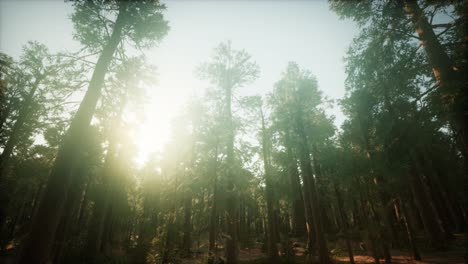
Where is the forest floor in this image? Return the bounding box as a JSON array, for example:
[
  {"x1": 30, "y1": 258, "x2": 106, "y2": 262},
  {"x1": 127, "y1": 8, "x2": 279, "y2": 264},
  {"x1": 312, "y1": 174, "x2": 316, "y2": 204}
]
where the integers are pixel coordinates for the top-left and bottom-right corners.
[
  {"x1": 0, "y1": 235, "x2": 465, "y2": 263},
  {"x1": 183, "y1": 233, "x2": 467, "y2": 264},
  {"x1": 332, "y1": 233, "x2": 466, "y2": 264}
]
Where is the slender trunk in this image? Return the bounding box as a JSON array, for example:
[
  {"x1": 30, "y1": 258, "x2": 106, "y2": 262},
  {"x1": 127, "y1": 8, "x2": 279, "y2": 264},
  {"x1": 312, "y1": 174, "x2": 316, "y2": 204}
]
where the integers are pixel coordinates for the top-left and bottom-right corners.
[
  {"x1": 398, "y1": 198, "x2": 421, "y2": 261},
  {"x1": 260, "y1": 107, "x2": 279, "y2": 263},
  {"x1": 432, "y1": 161, "x2": 464, "y2": 232},
  {"x1": 182, "y1": 195, "x2": 192, "y2": 256},
  {"x1": 208, "y1": 153, "x2": 218, "y2": 255},
  {"x1": 86, "y1": 114, "x2": 123, "y2": 257},
  {"x1": 225, "y1": 85, "x2": 239, "y2": 264},
  {"x1": 0, "y1": 76, "x2": 41, "y2": 173},
  {"x1": 357, "y1": 114, "x2": 392, "y2": 263},
  {"x1": 52, "y1": 166, "x2": 86, "y2": 263},
  {"x1": 354, "y1": 173, "x2": 380, "y2": 264},
  {"x1": 334, "y1": 182, "x2": 355, "y2": 264},
  {"x1": 0, "y1": 77, "x2": 42, "y2": 228},
  {"x1": 238, "y1": 198, "x2": 247, "y2": 245},
  {"x1": 409, "y1": 154, "x2": 446, "y2": 248},
  {"x1": 289, "y1": 128, "x2": 315, "y2": 251},
  {"x1": 299, "y1": 161, "x2": 316, "y2": 253},
  {"x1": 76, "y1": 178, "x2": 90, "y2": 234},
  {"x1": 162, "y1": 171, "x2": 178, "y2": 264},
  {"x1": 295, "y1": 113, "x2": 330, "y2": 264},
  {"x1": 17, "y1": 4, "x2": 126, "y2": 262},
  {"x1": 284, "y1": 132, "x2": 307, "y2": 238},
  {"x1": 311, "y1": 144, "x2": 334, "y2": 234},
  {"x1": 418, "y1": 149, "x2": 457, "y2": 235},
  {"x1": 408, "y1": 193, "x2": 424, "y2": 232},
  {"x1": 404, "y1": 0, "x2": 468, "y2": 160},
  {"x1": 4, "y1": 196, "x2": 26, "y2": 243}
]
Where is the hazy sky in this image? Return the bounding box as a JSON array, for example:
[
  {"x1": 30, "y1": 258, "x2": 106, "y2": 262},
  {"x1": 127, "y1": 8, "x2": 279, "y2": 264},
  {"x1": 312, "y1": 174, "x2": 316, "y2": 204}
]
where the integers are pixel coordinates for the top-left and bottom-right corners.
[{"x1": 0, "y1": 0, "x2": 358, "y2": 164}]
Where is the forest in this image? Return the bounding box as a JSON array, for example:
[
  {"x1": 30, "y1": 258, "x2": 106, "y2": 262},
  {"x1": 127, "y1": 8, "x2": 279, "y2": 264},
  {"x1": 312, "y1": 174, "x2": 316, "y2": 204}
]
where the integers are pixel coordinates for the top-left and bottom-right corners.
[{"x1": 0, "y1": 0, "x2": 466, "y2": 263}]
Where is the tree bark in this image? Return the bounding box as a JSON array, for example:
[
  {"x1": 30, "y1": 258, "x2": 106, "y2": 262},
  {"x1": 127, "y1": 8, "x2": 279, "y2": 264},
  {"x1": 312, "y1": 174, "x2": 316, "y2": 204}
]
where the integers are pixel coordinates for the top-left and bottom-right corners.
[
  {"x1": 295, "y1": 112, "x2": 330, "y2": 264},
  {"x1": 260, "y1": 107, "x2": 279, "y2": 263},
  {"x1": 409, "y1": 154, "x2": 447, "y2": 248},
  {"x1": 17, "y1": 4, "x2": 127, "y2": 263},
  {"x1": 0, "y1": 76, "x2": 42, "y2": 175},
  {"x1": 52, "y1": 165, "x2": 87, "y2": 263},
  {"x1": 404, "y1": 0, "x2": 468, "y2": 160},
  {"x1": 182, "y1": 195, "x2": 193, "y2": 256},
  {"x1": 225, "y1": 84, "x2": 239, "y2": 264},
  {"x1": 208, "y1": 154, "x2": 218, "y2": 255},
  {"x1": 398, "y1": 198, "x2": 421, "y2": 261},
  {"x1": 284, "y1": 132, "x2": 307, "y2": 238},
  {"x1": 357, "y1": 114, "x2": 392, "y2": 263},
  {"x1": 334, "y1": 182, "x2": 355, "y2": 264},
  {"x1": 0, "y1": 76, "x2": 42, "y2": 228}
]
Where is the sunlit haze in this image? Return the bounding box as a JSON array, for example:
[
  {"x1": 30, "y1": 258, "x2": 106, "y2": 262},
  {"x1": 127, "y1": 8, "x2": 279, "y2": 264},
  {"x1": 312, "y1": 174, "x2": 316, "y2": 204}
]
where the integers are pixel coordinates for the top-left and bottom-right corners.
[
  {"x1": 1, "y1": 1, "x2": 357, "y2": 165},
  {"x1": 1, "y1": 1, "x2": 464, "y2": 263}
]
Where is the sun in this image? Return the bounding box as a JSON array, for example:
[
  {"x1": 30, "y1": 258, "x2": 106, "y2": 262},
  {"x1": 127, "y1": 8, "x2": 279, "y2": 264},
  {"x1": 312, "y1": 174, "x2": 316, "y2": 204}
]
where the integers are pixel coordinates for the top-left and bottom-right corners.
[{"x1": 131, "y1": 69, "x2": 202, "y2": 166}]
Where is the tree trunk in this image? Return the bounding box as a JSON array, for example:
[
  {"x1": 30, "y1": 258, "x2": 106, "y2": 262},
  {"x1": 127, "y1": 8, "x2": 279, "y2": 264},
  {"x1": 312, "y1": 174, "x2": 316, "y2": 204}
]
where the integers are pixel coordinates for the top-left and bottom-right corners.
[
  {"x1": 52, "y1": 166, "x2": 87, "y2": 263},
  {"x1": 357, "y1": 114, "x2": 392, "y2": 263},
  {"x1": 354, "y1": 173, "x2": 380, "y2": 264},
  {"x1": 260, "y1": 107, "x2": 279, "y2": 263},
  {"x1": 418, "y1": 149, "x2": 457, "y2": 235},
  {"x1": 75, "y1": 178, "x2": 90, "y2": 235},
  {"x1": 225, "y1": 85, "x2": 239, "y2": 264},
  {"x1": 404, "y1": 0, "x2": 468, "y2": 160},
  {"x1": 182, "y1": 195, "x2": 192, "y2": 256},
  {"x1": 0, "y1": 76, "x2": 42, "y2": 175},
  {"x1": 334, "y1": 182, "x2": 355, "y2": 264},
  {"x1": 284, "y1": 132, "x2": 307, "y2": 238},
  {"x1": 299, "y1": 159, "x2": 316, "y2": 253},
  {"x1": 208, "y1": 157, "x2": 218, "y2": 255},
  {"x1": 0, "y1": 77, "x2": 42, "y2": 228},
  {"x1": 409, "y1": 155, "x2": 447, "y2": 248},
  {"x1": 295, "y1": 113, "x2": 330, "y2": 264},
  {"x1": 17, "y1": 5, "x2": 127, "y2": 263},
  {"x1": 398, "y1": 198, "x2": 421, "y2": 261},
  {"x1": 86, "y1": 110, "x2": 124, "y2": 258}
]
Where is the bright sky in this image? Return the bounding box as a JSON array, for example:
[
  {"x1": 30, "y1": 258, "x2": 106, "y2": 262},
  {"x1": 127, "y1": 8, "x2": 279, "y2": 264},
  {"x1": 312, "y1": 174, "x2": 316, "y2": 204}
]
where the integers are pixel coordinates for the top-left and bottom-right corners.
[{"x1": 0, "y1": 0, "x2": 358, "y2": 165}]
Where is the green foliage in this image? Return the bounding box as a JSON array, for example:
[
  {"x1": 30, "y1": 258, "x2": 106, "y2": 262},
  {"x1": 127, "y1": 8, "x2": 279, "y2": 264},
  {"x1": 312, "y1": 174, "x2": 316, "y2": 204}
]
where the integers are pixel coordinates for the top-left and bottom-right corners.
[
  {"x1": 1, "y1": 2, "x2": 465, "y2": 263},
  {"x1": 71, "y1": 0, "x2": 169, "y2": 51},
  {"x1": 196, "y1": 41, "x2": 260, "y2": 89}
]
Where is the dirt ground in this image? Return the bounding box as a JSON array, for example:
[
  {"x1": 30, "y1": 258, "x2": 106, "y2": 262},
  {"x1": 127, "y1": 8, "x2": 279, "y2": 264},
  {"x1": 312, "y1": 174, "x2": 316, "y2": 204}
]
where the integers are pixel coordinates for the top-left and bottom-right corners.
[{"x1": 183, "y1": 234, "x2": 467, "y2": 264}]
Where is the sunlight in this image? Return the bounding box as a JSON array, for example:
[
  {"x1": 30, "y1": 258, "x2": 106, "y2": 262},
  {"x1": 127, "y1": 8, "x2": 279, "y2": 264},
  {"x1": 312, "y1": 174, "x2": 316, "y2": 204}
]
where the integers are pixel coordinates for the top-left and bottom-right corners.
[
  {"x1": 133, "y1": 68, "x2": 199, "y2": 166},
  {"x1": 1, "y1": 1, "x2": 464, "y2": 263}
]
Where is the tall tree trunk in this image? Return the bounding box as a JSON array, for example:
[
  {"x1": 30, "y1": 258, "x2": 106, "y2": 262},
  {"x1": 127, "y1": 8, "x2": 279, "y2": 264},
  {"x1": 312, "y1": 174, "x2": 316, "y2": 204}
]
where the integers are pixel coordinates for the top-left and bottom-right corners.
[
  {"x1": 208, "y1": 149, "x2": 219, "y2": 256},
  {"x1": 352, "y1": 172, "x2": 380, "y2": 264},
  {"x1": 284, "y1": 132, "x2": 307, "y2": 238},
  {"x1": 311, "y1": 144, "x2": 335, "y2": 235},
  {"x1": 300, "y1": 160, "x2": 316, "y2": 253},
  {"x1": 418, "y1": 149, "x2": 457, "y2": 235},
  {"x1": 409, "y1": 154, "x2": 447, "y2": 248},
  {"x1": 0, "y1": 77, "x2": 42, "y2": 228},
  {"x1": 289, "y1": 129, "x2": 315, "y2": 252},
  {"x1": 162, "y1": 172, "x2": 178, "y2": 264},
  {"x1": 75, "y1": 178, "x2": 90, "y2": 235},
  {"x1": 86, "y1": 94, "x2": 128, "y2": 258},
  {"x1": 0, "y1": 76, "x2": 42, "y2": 175},
  {"x1": 52, "y1": 166, "x2": 87, "y2": 263},
  {"x1": 17, "y1": 5, "x2": 127, "y2": 263},
  {"x1": 404, "y1": 0, "x2": 468, "y2": 160},
  {"x1": 260, "y1": 107, "x2": 279, "y2": 263},
  {"x1": 295, "y1": 113, "x2": 330, "y2": 264},
  {"x1": 182, "y1": 195, "x2": 192, "y2": 256},
  {"x1": 398, "y1": 198, "x2": 421, "y2": 261},
  {"x1": 225, "y1": 85, "x2": 239, "y2": 264},
  {"x1": 357, "y1": 114, "x2": 392, "y2": 263},
  {"x1": 334, "y1": 182, "x2": 355, "y2": 264}
]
